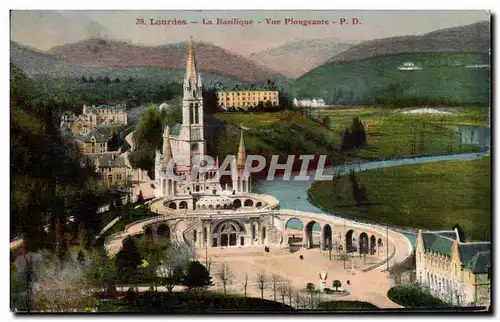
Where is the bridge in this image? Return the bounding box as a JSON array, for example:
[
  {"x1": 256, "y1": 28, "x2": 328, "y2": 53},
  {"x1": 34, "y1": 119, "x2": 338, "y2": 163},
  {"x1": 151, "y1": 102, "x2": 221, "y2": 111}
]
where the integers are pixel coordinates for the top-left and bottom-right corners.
[{"x1": 103, "y1": 207, "x2": 413, "y2": 272}]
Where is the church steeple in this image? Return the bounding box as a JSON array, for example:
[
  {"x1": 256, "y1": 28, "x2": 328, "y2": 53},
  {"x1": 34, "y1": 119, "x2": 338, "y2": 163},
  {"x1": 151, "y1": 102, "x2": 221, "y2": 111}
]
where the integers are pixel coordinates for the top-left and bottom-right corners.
[
  {"x1": 236, "y1": 128, "x2": 246, "y2": 171},
  {"x1": 185, "y1": 36, "x2": 198, "y2": 89}
]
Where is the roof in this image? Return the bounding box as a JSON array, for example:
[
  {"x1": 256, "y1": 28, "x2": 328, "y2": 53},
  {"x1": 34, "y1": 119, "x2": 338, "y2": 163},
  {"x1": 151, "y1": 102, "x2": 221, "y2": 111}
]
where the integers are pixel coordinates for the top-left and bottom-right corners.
[
  {"x1": 87, "y1": 152, "x2": 128, "y2": 168},
  {"x1": 421, "y1": 231, "x2": 456, "y2": 257},
  {"x1": 294, "y1": 96, "x2": 325, "y2": 101},
  {"x1": 468, "y1": 251, "x2": 491, "y2": 274},
  {"x1": 74, "y1": 127, "x2": 110, "y2": 142},
  {"x1": 87, "y1": 104, "x2": 126, "y2": 111},
  {"x1": 458, "y1": 242, "x2": 491, "y2": 272},
  {"x1": 420, "y1": 229, "x2": 491, "y2": 272}
]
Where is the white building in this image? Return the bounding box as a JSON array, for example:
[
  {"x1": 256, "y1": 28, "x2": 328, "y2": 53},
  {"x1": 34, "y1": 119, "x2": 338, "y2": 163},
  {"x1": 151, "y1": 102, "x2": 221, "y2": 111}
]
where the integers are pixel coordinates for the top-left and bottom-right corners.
[
  {"x1": 154, "y1": 37, "x2": 250, "y2": 199},
  {"x1": 415, "y1": 229, "x2": 491, "y2": 307},
  {"x1": 293, "y1": 96, "x2": 326, "y2": 108}
]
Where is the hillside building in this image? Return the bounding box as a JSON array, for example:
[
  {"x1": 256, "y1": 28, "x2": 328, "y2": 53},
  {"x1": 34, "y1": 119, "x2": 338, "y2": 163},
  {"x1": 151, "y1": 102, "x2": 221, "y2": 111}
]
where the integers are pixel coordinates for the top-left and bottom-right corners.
[
  {"x1": 74, "y1": 128, "x2": 110, "y2": 155},
  {"x1": 217, "y1": 90, "x2": 279, "y2": 110},
  {"x1": 87, "y1": 152, "x2": 131, "y2": 188},
  {"x1": 81, "y1": 104, "x2": 128, "y2": 126},
  {"x1": 415, "y1": 229, "x2": 491, "y2": 307},
  {"x1": 293, "y1": 96, "x2": 326, "y2": 108}
]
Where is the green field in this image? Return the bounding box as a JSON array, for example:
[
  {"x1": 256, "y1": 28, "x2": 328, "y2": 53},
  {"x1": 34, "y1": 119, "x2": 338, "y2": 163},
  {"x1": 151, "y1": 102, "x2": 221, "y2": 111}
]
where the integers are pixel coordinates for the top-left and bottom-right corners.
[
  {"x1": 308, "y1": 156, "x2": 491, "y2": 241},
  {"x1": 291, "y1": 52, "x2": 490, "y2": 106},
  {"x1": 316, "y1": 106, "x2": 488, "y2": 159},
  {"x1": 214, "y1": 111, "x2": 341, "y2": 161}
]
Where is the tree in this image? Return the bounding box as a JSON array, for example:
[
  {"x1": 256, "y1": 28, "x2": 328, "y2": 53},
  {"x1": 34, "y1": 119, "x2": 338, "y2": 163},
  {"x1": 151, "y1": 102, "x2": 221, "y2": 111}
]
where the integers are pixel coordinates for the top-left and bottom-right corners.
[
  {"x1": 278, "y1": 280, "x2": 290, "y2": 304},
  {"x1": 183, "y1": 260, "x2": 212, "y2": 294},
  {"x1": 241, "y1": 272, "x2": 249, "y2": 298},
  {"x1": 339, "y1": 252, "x2": 350, "y2": 269},
  {"x1": 306, "y1": 283, "x2": 316, "y2": 309},
  {"x1": 157, "y1": 241, "x2": 192, "y2": 292},
  {"x1": 256, "y1": 272, "x2": 267, "y2": 299},
  {"x1": 216, "y1": 262, "x2": 233, "y2": 296},
  {"x1": 115, "y1": 238, "x2": 142, "y2": 285},
  {"x1": 107, "y1": 132, "x2": 120, "y2": 151},
  {"x1": 332, "y1": 280, "x2": 342, "y2": 292},
  {"x1": 270, "y1": 274, "x2": 281, "y2": 302}
]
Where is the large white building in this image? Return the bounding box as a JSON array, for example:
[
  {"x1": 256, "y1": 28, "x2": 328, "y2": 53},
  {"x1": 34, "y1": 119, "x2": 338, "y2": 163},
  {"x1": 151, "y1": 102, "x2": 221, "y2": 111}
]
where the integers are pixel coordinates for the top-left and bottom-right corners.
[
  {"x1": 415, "y1": 229, "x2": 491, "y2": 307},
  {"x1": 154, "y1": 38, "x2": 250, "y2": 199}
]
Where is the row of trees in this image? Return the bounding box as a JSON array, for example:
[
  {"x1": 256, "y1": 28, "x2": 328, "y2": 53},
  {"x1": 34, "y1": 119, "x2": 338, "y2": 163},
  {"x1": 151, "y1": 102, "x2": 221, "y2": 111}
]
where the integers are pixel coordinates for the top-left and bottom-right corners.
[{"x1": 11, "y1": 64, "x2": 114, "y2": 254}]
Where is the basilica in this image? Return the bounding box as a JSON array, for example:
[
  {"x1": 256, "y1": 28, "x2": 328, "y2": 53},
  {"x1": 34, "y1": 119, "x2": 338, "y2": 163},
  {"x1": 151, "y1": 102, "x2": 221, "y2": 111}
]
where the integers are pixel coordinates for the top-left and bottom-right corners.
[{"x1": 150, "y1": 38, "x2": 280, "y2": 248}]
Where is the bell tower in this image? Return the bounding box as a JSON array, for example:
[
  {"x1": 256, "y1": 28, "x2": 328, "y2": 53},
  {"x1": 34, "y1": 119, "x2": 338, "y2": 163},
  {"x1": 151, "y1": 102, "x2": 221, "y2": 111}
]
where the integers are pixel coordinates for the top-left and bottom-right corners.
[{"x1": 178, "y1": 37, "x2": 205, "y2": 167}]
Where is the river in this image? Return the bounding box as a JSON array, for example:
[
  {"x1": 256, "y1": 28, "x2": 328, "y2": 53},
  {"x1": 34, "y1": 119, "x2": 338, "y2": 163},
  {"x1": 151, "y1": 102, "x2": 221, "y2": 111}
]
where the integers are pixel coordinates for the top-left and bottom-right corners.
[{"x1": 254, "y1": 150, "x2": 489, "y2": 243}]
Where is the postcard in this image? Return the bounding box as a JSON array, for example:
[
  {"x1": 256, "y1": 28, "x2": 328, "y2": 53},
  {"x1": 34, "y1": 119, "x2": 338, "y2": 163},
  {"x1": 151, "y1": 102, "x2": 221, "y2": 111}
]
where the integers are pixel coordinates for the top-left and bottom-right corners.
[{"x1": 9, "y1": 9, "x2": 491, "y2": 313}]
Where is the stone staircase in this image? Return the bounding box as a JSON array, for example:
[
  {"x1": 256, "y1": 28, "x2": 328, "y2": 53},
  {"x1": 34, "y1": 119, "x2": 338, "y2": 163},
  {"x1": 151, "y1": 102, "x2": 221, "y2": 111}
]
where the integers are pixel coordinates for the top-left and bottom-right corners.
[{"x1": 182, "y1": 217, "x2": 201, "y2": 246}]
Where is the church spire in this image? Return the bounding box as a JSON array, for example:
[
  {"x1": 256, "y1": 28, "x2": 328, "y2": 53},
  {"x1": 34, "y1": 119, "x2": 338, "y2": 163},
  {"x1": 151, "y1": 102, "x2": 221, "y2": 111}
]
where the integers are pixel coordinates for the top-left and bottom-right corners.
[
  {"x1": 162, "y1": 125, "x2": 173, "y2": 166},
  {"x1": 236, "y1": 128, "x2": 246, "y2": 171},
  {"x1": 185, "y1": 36, "x2": 197, "y2": 87}
]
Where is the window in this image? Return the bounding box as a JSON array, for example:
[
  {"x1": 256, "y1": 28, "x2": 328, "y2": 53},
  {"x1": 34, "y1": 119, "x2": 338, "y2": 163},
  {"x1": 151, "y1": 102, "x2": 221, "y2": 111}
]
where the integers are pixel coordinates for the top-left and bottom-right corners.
[
  {"x1": 116, "y1": 174, "x2": 123, "y2": 181},
  {"x1": 107, "y1": 174, "x2": 113, "y2": 183}
]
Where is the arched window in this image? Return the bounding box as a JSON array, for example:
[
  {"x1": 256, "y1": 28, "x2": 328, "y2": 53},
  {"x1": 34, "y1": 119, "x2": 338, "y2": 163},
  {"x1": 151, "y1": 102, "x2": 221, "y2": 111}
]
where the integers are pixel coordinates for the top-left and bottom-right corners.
[
  {"x1": 194, "y1": 103, "x2": 199, "y2": 124},
  {"x1": 189, "y1": 103, "x2": 194, "y2": 124}
]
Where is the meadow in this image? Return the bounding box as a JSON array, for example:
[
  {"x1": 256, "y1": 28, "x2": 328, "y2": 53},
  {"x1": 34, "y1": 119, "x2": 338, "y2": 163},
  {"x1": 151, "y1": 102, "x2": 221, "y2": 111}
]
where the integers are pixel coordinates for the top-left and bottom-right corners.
[{"x1": 308, "y1": 156, "x2": 491, "y2": 241}]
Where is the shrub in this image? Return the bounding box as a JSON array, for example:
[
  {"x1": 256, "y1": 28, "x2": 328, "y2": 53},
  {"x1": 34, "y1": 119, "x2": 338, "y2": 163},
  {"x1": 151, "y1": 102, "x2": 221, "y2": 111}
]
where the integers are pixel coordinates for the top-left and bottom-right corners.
[{"x1": 387, "y1": 285, "x2": 448, "y2": 308}]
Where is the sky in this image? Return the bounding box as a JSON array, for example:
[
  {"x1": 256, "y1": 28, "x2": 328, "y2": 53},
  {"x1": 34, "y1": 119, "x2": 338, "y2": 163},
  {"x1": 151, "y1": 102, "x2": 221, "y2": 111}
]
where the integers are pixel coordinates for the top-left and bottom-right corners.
[{"x1": 10, "y1": 10, "x2": 490, "y2": 56}]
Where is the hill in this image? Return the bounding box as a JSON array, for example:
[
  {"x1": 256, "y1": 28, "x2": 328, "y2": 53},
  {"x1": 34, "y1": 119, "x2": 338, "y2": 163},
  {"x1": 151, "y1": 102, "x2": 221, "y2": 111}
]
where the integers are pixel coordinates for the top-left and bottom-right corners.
[
  {"x1": 10, "y1": 41, "x2": 246, "y2": 87},
  {"x1": 329, "y1": 21, "x2": 490, "y2": 63},
  {"x1": 249, "y1": 38, "x2": 354, "y2": 78},
  {"x1": 49, "y1": 38, "x2": 283, "y2": 83},
  {"x1": 291, "y1": 52, "x2": 490, "y2": 106},
  {"x1": 10, "y1": 10, "x2": 108, "y2": 51}
]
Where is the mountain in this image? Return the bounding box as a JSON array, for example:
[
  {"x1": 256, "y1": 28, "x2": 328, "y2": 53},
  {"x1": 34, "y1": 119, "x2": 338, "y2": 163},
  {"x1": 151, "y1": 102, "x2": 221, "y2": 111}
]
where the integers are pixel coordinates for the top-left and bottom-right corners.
[
  {"x1": 291, "y1": 52, "x2": 490, "y2": 106},
  {"x1": 248, "y1": 39, "x2": 355, "y2": 78},
  {"x1": 328, "y1": 21, "x2": 490, "y2": 63},
  {"x1": 10, "y1": 41, "x2": 247, "y2": 87},
  {"x1": 10, "y1": 10, "x2": 108, "y2": 51},
  {"x1": 49, "y1": 39, "x2": 283, "y2": 83}
]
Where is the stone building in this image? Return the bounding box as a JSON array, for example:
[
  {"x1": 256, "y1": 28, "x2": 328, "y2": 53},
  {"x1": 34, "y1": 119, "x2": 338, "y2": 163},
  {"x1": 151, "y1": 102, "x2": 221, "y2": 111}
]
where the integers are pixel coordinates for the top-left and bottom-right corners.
[
  {"x1": 87, "y1": 152, "x2": 131, "y2": 187},
  {"x1": 217, "y1": 90, "x2": 279, "y2": 110},
  {"x1": 415, "y1": 229, "x2": 491, "y2": 306},
  {"x1": 81, "y1": 104, "x2": 128, "y2": 126},
  {"x1": 154, "y1": 37, "x2": 249, "y2": 199},
  {"x1": 74, "y1": 128, "x2": 110, "y2": 155}
]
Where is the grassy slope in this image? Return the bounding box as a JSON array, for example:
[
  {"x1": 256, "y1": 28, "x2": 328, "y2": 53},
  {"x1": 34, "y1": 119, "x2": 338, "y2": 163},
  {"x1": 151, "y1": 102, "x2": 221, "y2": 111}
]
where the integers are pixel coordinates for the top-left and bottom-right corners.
[
  {"x1": 291, "y1": 52, "x2": 490, "y2": 105},
  {"x1": 308, "y1": 156, "x2": 491, "y2": 241},
  {"x1": 318, "y1": 106, "x2": 488, "y2": 159},
  {"x1": 214, "y1": 111, "x2": 341, "y2": 160}
]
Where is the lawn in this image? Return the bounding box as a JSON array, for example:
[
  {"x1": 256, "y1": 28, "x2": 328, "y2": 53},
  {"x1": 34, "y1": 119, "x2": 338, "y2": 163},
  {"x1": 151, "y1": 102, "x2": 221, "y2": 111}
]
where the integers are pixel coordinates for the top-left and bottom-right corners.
[
  {"x1": 317, "y1": 106, "x2": 488, "y2": 159},
  {"x1": 308, "y1": 156, "x2": 491, "y2": 241}
]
